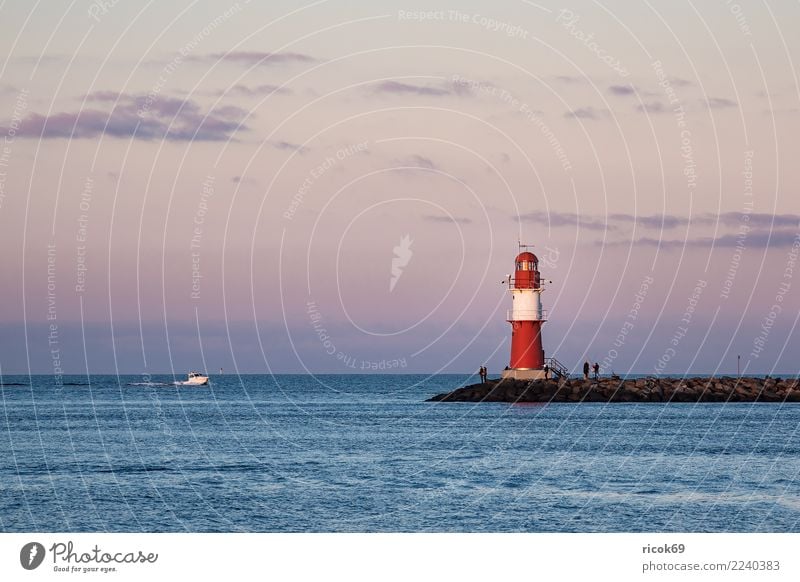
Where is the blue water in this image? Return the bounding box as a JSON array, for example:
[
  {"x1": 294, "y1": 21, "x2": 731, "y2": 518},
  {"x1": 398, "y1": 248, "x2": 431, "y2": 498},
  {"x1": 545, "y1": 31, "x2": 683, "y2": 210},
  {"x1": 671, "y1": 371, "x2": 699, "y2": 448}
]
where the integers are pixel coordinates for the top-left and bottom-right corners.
[{"x1": 2, "y1": 374, "x2": 799, "y2": 532}]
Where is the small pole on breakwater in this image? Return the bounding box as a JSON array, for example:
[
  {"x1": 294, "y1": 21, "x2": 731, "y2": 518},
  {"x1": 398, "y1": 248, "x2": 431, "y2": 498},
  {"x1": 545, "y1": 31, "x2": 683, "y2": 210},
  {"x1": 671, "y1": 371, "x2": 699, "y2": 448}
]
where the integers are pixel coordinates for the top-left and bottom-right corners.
[{"x1": 737, "y1": 355, "x2": 740, "y2": 378}]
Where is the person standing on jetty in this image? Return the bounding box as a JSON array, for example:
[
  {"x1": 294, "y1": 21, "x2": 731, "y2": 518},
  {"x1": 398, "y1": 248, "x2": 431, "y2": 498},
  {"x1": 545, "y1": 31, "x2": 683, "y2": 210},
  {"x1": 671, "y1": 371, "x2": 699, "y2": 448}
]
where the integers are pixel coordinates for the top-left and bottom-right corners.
[
  {"x1": 593, "y1": 362, "x2": 600, "y2": 380},
  {"x1": 478, "y1": 366, "x2": 486, "y2": 383},
  {"x1": 583, "y1": 361, "x2": 590, "y2": 380}
]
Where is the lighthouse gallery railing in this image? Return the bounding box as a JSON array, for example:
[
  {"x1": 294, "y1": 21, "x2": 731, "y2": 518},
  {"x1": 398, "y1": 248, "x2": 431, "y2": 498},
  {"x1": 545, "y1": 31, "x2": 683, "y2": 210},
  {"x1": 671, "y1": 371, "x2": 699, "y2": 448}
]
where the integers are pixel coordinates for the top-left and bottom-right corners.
[{"x1": 506, "y1": 309, "x2": 547, "y2": 321}]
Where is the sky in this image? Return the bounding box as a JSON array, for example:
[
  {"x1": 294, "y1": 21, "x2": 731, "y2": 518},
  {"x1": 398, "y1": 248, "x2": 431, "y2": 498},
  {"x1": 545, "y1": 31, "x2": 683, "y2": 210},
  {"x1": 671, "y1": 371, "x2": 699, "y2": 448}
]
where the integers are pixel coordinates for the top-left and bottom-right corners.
[{"x1": 0, "y1": 0, "x2": 798, "y2": 376}]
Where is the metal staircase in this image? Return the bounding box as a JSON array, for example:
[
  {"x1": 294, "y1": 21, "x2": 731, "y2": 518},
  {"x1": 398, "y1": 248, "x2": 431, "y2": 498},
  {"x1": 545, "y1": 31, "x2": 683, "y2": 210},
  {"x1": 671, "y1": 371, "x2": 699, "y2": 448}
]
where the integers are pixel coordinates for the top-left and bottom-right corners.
[{"x1": 545, "y1": 357, "x2": 569, "y2": 379}]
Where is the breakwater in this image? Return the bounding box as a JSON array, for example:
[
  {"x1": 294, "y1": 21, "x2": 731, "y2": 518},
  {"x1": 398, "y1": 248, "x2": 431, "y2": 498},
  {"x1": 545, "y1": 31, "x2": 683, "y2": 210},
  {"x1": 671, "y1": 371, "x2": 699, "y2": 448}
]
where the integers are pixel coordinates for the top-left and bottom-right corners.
[{"x1": 427, "y1": 376, "x2": 800, "y2": 403}]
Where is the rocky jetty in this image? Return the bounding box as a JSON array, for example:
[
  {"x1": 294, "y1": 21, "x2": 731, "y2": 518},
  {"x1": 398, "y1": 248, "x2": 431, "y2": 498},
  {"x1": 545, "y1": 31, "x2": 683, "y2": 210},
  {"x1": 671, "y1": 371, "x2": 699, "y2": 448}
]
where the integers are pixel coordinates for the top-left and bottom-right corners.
[{"x1": 427, "y1": 376, "x2": 800, "y2": 403}]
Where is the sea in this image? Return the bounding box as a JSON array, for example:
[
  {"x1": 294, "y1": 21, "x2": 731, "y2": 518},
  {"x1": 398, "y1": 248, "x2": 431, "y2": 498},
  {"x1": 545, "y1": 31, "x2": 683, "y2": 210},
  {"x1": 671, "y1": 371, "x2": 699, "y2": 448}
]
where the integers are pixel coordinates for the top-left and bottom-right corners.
[{"x1": 2, "y1": 374, "x2": 799, "y2": 532}]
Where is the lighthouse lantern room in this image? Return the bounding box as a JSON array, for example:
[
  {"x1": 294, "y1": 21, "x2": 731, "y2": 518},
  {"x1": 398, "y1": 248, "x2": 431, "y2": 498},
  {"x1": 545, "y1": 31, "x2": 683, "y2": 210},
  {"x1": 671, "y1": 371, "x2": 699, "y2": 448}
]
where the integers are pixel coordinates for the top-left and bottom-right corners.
[{"x1": 502, "y1": 247, "x2": 548, "y2": 380}]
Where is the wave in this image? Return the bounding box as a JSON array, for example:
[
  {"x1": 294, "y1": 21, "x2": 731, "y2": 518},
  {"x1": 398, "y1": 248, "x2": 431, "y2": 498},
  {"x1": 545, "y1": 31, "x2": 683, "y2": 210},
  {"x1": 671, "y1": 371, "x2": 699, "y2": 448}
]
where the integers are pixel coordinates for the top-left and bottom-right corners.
[{"x1": 11, "y1": 462, "x2": 272, "y2": 476}]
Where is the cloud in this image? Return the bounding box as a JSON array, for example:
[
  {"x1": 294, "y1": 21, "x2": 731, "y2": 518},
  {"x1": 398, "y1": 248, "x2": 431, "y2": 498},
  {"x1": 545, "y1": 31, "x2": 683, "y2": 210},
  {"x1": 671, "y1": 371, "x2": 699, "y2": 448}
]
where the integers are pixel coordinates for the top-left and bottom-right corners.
[
  {"x1": 272, "y1": 140, "x2": 308, "y2": 153},
  {"x1": 714, "y1": 230, "x2": 799, "y2": 247},
  {"x1": 372, "y1": 80, "x2": 452, "y2": 97},
  {"x1": 608, "y1": 84, "x2": 635, "y2": 96},
  {"x1": 518, "y1": 210, "x2": 611, "y2": 231},
  {"x1": 717, "y1": 212, "x2": 800, "y2": 228},
  {"x1": 706, "y1": 97, "x2": 737, "y2": 109},
  {"x1": 371, "y1": 78, "x2": 481, "y2": 98},
  {"x1": 212, "y1": 83, "x2": 292, "y2": 97},
  {"x1": 423, "y1": 214, "x2": 472, "y2": 224},
  {"x1": 393, "y1": 154, "x2": 439, "y2": 170},
  {"x1": 213, "y1": 104, "x2": 248, "y2": 118},
  {"x1": 765, "y1": 107, "x2": 800, "y2": 115},
  {"x1": 607, "y1": 212, "x2": 799, "y2": 230},
  {"x1": 523, "y1": 211, "x2": 800, "y2": 236},
  {"x1": 609, "y1": 213, "x2": 688, "y2": 229},
  {"x1": 553, "y1": 75, "x2": 585, "y2": 84},
  {"x1": 450, "y1": 79, "x2": 480, "y2": 97},
  {"x1": 636, "y1": 96, "x2": 736, "y2": 114},
  {"x1": 192, "y1": 51, "x2": 316, "y2": 66},
  {"x1": 564, "y1": 107, "x2": 609, "y2": 120},
  {"x1": 624, "y1": 230, "x2": 800, "y2": 249},
  {"x1": 232, "y1": 175, "x2": 261, "y2": 187},
  {"x1": 8, "y1": 93, "x2": 247, "y2": 141},
  {"x1": 596, "y1": 212, "x2": 800, "y2": 249},
  {"x1": 669, "y1": 77, "x2": 693, "y2": 87},
  {"x1": 636, "y1": 101, "x2": 669, "y2": 114}
]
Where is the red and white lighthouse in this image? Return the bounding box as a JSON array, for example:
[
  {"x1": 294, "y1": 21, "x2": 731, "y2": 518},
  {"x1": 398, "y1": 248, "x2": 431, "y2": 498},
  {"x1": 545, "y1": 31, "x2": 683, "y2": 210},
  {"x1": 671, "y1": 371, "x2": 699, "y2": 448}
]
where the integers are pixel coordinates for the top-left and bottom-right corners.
[{"x1": 502, "y1": 248, "x2": 548, "y2": 380}]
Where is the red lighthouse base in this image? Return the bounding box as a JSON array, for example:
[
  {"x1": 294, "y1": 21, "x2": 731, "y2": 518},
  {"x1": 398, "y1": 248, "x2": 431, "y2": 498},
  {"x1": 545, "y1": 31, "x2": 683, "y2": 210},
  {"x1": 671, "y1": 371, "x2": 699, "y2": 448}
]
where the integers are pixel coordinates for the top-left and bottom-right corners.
[{"x1": 502, "y1": 320, "x2": 546, "y2": 380}]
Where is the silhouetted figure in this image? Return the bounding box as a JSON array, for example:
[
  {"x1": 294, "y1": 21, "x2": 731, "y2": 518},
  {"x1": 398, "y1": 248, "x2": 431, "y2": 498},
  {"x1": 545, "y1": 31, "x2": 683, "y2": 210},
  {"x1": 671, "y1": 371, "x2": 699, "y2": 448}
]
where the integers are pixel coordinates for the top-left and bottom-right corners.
[
  {"x1": 583, "y1": 361, "x2": 590, "y2": 380},
  {"x1": 593, "y1": 362, "x2": 600, "y2": 380},
  {"x1": 544, "y1": 364, "x2": 550, "y2": 379},
  {"x1": 478, "y1": 366, "x2": 487, "y2": 384}
]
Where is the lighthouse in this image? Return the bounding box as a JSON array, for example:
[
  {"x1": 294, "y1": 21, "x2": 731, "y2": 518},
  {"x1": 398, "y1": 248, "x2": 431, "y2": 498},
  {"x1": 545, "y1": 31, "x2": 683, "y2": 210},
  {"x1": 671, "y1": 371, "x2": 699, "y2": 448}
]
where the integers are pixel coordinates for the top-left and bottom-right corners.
[{"x1": 502, "y1": 248, "x2": 548, "y2": 380}]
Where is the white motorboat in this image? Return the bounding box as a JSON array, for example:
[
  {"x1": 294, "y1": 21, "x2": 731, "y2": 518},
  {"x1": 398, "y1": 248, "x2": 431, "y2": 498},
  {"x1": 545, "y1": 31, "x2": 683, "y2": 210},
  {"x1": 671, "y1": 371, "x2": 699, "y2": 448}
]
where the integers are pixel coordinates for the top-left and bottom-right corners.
[{"x1": 176, "y1": 371, "x2": 209, "y2": 386}]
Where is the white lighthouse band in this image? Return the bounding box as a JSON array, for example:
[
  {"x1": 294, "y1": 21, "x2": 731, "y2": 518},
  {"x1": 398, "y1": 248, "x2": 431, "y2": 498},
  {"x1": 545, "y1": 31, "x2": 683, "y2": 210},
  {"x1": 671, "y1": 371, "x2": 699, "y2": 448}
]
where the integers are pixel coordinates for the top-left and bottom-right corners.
[{"x1": 508, "y1": 288, "x2": 546, "y2": 321}]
